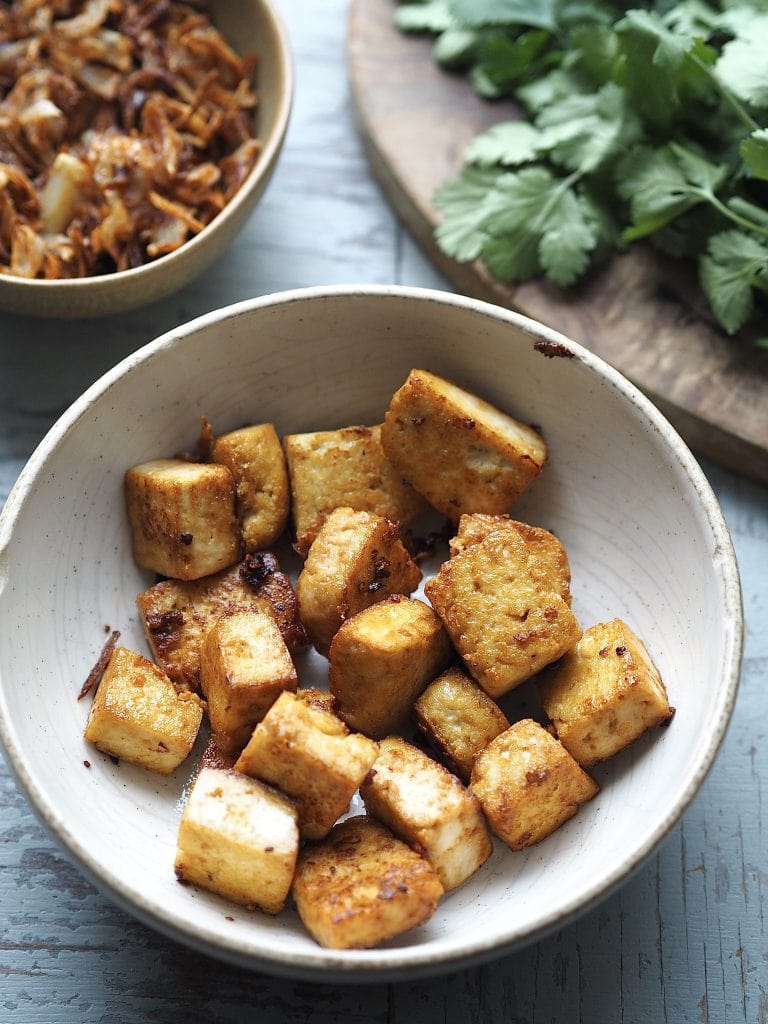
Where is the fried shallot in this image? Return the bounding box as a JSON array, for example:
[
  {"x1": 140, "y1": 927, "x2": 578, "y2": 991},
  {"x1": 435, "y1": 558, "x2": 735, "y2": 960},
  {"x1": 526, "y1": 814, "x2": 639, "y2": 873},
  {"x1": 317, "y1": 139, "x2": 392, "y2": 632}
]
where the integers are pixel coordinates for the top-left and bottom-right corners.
[{"x1": 0, "y1": 1, "x2": 260, "y2": 279}]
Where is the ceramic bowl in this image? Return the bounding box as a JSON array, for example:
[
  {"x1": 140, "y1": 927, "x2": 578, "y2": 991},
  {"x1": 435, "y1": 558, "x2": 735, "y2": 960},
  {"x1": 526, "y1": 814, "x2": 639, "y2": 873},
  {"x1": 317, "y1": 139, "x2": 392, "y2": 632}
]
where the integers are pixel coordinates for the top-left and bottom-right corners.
[
  {"x1": 0, "y1": 0, "x2": 292, "y2": 318},
  {"x1": 0, "y1": 286, "x2": 742, "y2": 980}
]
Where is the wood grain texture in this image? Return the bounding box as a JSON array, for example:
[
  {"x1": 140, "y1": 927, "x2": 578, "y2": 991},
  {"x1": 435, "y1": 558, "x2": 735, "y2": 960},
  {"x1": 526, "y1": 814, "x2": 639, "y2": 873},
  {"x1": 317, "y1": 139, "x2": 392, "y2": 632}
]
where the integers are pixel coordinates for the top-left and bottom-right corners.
[
  {"x1": 347, "y1": 0, "x2": 768, "y2": 485},
  {"x1": 0, "y1": 0, "x2": 766, "y2": 1020}
]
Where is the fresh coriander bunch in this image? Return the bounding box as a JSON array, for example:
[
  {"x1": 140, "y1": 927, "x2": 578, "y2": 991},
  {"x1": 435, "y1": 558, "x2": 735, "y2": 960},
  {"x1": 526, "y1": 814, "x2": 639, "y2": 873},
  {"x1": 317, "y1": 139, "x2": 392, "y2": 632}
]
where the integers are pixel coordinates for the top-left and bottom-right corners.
[{"x1": 396, "y1": 0, "x2": 768, "y2": 338}]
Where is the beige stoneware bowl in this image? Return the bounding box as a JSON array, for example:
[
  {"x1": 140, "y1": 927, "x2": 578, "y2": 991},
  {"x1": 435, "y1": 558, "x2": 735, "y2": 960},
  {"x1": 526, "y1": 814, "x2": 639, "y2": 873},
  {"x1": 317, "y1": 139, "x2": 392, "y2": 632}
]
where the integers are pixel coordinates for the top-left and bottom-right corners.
[
  {"x1": 0, "y1": 286, "x2": 743, "y2": 979},
  {"x1": 0, "y1": 0, "x2": 292, "y2": 318}
]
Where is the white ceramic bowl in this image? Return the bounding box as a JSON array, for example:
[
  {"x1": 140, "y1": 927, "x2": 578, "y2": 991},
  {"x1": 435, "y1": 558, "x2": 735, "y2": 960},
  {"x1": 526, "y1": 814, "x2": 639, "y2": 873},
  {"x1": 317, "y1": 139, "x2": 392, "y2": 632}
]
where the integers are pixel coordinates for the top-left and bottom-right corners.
[
  {"x1": 0, "y1": 286, "x2": 742, "y2": 980},
  {"x1": 0, "y1": 0, "x2": 292, "y2": 318}
]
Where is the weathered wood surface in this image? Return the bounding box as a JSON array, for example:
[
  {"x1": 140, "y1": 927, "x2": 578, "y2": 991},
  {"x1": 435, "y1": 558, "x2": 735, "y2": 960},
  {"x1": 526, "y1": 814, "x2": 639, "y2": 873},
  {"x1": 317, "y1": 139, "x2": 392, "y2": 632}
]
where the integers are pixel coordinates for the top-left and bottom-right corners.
[
  {"x1": 0, "y1": 0, "x2": 766, "y2": 1020},
  {"x1": 347, "y1": 0, "x2": 768, "y2": 486}
]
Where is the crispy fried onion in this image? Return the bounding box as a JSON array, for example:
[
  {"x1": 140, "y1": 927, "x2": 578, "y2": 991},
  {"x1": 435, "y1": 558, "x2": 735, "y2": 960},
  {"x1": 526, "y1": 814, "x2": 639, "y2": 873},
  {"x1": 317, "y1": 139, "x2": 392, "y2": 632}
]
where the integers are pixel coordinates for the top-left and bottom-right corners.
[
  {"x1": 0, "y1": 1, "x2": 260, "y2": 279},
  {"x1": 77, "y1": 628, "x2": 121, "y2": 700}
]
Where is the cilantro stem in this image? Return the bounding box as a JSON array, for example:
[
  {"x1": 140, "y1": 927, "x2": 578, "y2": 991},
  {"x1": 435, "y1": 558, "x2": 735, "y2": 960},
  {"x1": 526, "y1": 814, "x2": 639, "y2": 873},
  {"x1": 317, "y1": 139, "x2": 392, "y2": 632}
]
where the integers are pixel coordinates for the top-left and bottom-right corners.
[
  {"x1": 688, "y1": 52, "x2": 759, "y2": 134},
  {"x1": 697, "y1": 189, "x2": 768, "y2": 238}
]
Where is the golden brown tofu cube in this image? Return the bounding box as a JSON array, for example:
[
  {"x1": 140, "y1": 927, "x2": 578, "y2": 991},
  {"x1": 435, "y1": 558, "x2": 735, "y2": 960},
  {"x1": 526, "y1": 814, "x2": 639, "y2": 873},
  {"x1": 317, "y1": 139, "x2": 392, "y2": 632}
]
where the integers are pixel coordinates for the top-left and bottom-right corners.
[
  {"x1": 137, "y1": 555, "x2": 304, "y2": 692},
  {"x1": 360, "y1": 737, "x2": 492, "y2": 891},
  {"x1": 293, "y1": 816, "x2": 443, "y2": 949},
  {"x1": 381, "y1": 369, "x2": 547, "y2": 520},
  {"x1": 450, "y1": 514, "x2": 572, "y2": 604},
  {"x1": 125, "y1": 459, "x2": 241, "y2": 580},
  {"x1": 296, "y1": 507, "x2": 422, "y2": 656},
  {"x1": 425, "y1": 528, "x2": 581, "y2": 698},
  {"x1": 84, "y1": 647, "x2": 203, "y2": 774},
  {"x1": 238, "y1": 552, "x2": 308, "y2": 653},
  {"x1": 234, "y1": 691, "x2": 378, "y2": 840},
  {"x1": 212, "y1": 423, "x2": 290, "y2": 552},
  {"x1": 294, "y1": 687, "x2": 338, "y2": 714},
  {"x1": 470, "y1": 719, "x2": 598, "y2": 851},
  {"x1": 200, "y1": 609, "x2": 298, "y2": 757},
  {"x1": 329, "y1": 597, "x2": 452, "y2": 739},
  {"x1": 284, "y1": 424, "x2": 428, "y2": 555},
  {"x1": 414, "y1": 667, "x2": 510, "y2": 782},
  {"x1": 538, "y1": 618, "x2": 673, "y2": 766},
  {"x1": 175, "y1": 767, "x2": 299, "y2": 914}
]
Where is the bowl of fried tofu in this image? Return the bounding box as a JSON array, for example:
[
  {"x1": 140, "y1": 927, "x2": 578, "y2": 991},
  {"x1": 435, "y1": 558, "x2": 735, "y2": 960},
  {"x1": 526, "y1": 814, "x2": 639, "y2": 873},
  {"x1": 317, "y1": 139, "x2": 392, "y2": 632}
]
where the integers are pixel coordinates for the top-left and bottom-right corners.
[
  {"x1": 0, "y1": 0, "x2": 292, "y2": 317},
  {"x1": 0, "y1": 285, "x2": 743, "y2": 978}
]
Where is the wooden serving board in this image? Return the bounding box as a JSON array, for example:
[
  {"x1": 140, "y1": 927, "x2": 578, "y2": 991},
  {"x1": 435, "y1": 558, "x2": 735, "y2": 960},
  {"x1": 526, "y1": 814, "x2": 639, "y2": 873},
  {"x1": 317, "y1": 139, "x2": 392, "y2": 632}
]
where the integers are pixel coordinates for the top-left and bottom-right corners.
[{"x1": 348, "y1": 0, "x2": 768, "y2": 485}]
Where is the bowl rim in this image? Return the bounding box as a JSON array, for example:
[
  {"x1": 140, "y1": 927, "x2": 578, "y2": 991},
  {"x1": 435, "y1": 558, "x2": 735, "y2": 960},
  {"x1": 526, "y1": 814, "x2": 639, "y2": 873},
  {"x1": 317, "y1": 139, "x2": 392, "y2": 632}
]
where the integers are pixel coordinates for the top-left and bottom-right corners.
[
  {"x1": 0, "y1": 0, "x2": 294, "y2": 295},
  {"x1": 0, "y1": 284, "x2": 744, "y2": 981}
]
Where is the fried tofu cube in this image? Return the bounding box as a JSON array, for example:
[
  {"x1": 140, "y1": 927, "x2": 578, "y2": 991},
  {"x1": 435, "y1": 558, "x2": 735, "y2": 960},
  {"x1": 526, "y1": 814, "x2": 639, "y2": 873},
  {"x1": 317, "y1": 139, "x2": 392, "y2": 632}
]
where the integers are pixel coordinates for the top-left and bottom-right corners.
[
  {"x1": 212, "y1": 423, "x2": 290, "y2": 551},
  {"x1": 414, "y1": 667, "x2": 510, "y2": 782},
  {"x1": 294, "y1": 687, "x2": 338, "y2": 714},
  {"x1": 293, "y1": 816, "x2": 443, "y2": 949},
  {"x1": 125, "y1": 459, "x2": 241, "y2": 580},
  {"x1": 450, "y1": 514, "x2": 572, "y2": 604},
  {"x1": 296, "y1": 507, "x2": 422, "y2": 656},
  {"x1": 425, "y1": 528, "x2": 581, "y2": 697},
  {"x1": 284, "y1": 424, "x2": 428, "y2": 555},
  {"x1": 329, "y1": 597, "x2": 452, "y2": 738},
  {"x1": 234, "y1": 691, "x2": 378, "y2": 840},
  {"x1": 538, "y1": 618, "x2": 673, "y2": 766},
  {"x1": 174, "y1": 767, "x2": 299, "y2": 914},
  {"x1": 238, "y1": 552, "x2": 308, "y2": 652},
  {"x1": 470, "y1": 719, "x2": 598, "y2": 850},
  {"x1": 381, "y1": 369, "x2": 547, "y2": 520},
  {"x1": 200, "y1": 609, "x2": 298, "y2": 757},
  {"x1": 137, "y1": 555, "x2": 304, "y2": 692},
  {"x1": 360, "y1": 737, "x2": 492, "y2": 891},
  {"x1": 84, "y1": 647, "x2": 203, "y2": 774}
]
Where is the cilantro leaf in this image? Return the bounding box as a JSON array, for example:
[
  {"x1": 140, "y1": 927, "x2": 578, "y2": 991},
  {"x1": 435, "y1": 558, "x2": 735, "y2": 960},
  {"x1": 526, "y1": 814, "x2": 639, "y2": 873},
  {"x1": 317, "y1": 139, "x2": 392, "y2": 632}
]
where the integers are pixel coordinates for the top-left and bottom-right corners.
[
  {"x1": 556, "y1": 0, "x2": 616, "y2": 33},
  {"x1": 434, "y1": 167, "x2": 505, "y2": 260},
  {"x1": 448, "y1": 0, "x2": 556, "y2": 31},
  {"x1": 433, "y1": 28, "x2": 480, "y2": 67},
  {"x1": 482, "y1": 228, "x2": 542, "y2": 280},
  {"x1": 483, "y1": 166, "x2": 563, "y2": 233},
  {"x1": 662, "y1": 0, "x2": 720, "y2": 37},
  {"x1": 464, "y1": 120, "x2": 542, "y2": 165},
  {"x1": 617, "y1": 143, "x2": 728, "y2": 240},
  {"x1": 740, "y1": 129, "x2": 768, "y2": 180},
  {"x1": 516, "y1": 68, "x2": 581, "y2": 112},
  {"x1": 715, "y1": 14, "x2": 768, "y2": 108},
  {"x1": 469, "y1": 29, "x2": 553, "y2": 98},
  {"x1": 669, "y1": 141, "x2": 730, "y2": 193},
  {"x1": 567, "y1": 23, "x2": 619, "y2": 84},
  {"x1": 395, "y1": 2, "x2": 455, "y2": 33},
  {"x1": 700, "y1": 230, "x2": 768, "y2": 334},
  {"x1": 536, "y1": 82, "x2": 642, "y2": 173},
  {"x1": 618, "y1": 7, "x2": 696, "y2": 125},
  {"x1": 537, "y1": 189, "x2": 598, "y2": 284},
  {"x1": 614, "y1": 9, "x2": 720, "y2": 128},
  {"x1": 479, "y1": 168, "x2": 598, "y2": 285}
]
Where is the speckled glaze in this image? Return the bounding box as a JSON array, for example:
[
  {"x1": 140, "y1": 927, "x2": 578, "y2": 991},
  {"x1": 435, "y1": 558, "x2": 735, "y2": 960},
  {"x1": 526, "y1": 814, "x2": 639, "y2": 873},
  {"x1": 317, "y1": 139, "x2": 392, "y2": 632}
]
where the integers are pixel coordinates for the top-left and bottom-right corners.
[
  {"x1": 0, "y1": 287, "x2": 743, "y2": 980},
  {"x1": 0, "y1": 0, "x2": 293, "y2": 318}
]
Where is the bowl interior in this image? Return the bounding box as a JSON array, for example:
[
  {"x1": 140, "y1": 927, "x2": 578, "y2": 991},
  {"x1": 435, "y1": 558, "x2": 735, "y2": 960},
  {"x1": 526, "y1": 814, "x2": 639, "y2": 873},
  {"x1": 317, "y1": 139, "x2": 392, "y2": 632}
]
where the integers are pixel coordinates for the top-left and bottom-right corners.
[
  {"x1": 0, "y1": 288, "x2": 741, "y2": 978},
  {"x1": 0, "y1": 0, "x2": 292, "y2": 317}
]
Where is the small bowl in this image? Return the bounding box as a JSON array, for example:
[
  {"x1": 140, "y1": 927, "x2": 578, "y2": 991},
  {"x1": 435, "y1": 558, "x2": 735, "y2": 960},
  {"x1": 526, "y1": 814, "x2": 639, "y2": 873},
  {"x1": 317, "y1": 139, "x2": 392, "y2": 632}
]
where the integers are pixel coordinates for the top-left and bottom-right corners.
[
  {"x1": 0, "y1": 0, "x2": 292, "y2": 318},
  {"x1": 0, "y1": 286, "x2": 743, "y2": 979}
]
